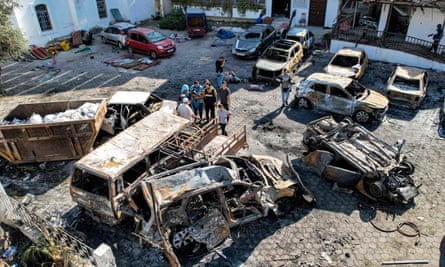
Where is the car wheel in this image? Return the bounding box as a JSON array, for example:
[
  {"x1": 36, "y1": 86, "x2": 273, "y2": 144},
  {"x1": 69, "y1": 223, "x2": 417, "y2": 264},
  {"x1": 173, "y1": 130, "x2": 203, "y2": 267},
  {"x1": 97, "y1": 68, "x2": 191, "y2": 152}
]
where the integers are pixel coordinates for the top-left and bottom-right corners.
[
  {"x1": 150, "y1": 50, "x2": 157, "y2": 59},
  {"x1": 298, "y1": 98, "x2": 312, "y2": 109},
  {"x1": 170, "y1": 226, "x2": 207, "y2": 258},
  {"x1": 118, "y1": 41, "x2": 123, "y2": 49},
  {"x1": 101, "y1": 37, "x2": 106, "y2": 44},
  {"x1": 353, "y1": 110, "x2": 371, "y2": 123},
  {"x1": 128, "y1": 46, "x2": 133, "y2": 54}
]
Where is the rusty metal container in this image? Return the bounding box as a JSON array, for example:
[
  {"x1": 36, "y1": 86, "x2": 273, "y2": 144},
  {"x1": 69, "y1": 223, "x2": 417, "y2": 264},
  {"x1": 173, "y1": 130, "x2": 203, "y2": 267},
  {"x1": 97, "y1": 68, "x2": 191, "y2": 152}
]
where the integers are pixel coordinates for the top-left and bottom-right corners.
[{"x1": 0, "y1": 99, "x2": 107, "y2": 164}]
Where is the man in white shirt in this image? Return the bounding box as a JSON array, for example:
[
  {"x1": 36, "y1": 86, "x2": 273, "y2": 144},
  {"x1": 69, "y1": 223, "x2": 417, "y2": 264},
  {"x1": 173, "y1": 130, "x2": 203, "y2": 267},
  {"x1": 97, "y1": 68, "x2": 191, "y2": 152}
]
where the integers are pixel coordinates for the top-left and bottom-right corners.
[{"x1": 178, "y1": 98, "x2": 199, "y2": 122}]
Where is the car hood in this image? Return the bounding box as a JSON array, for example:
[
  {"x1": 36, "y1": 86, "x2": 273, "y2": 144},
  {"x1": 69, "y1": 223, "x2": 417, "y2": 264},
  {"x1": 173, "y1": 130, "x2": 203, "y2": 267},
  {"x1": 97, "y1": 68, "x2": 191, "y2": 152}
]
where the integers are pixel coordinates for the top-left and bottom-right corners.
[
  {"x1": 234, "y1": 39, "x2": 258, "y2": 50},
  {"x1": 155, "y1": 38, "x2": 173, "y2": 46},
  {"x1": 256, "y1": 59, "x2": 286, "y2": 71},
  {"x1": 362, "y1": 90, "x2": 389, "y2": 109},
  {"x1": 325, "y1": 65, "x2": 357, "y2": 78}
]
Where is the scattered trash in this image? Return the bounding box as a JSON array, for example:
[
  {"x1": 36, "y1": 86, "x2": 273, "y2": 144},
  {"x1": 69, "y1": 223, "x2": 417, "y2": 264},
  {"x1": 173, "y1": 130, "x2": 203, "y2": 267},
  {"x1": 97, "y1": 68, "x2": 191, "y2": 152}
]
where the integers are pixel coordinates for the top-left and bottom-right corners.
[
  {"x1": 248, "y1": 84, "x2": 264, "y2": 91},
  {"x1": 23, "y1": 173, "x2": 31, "y2": 181},
  {"x1": 31, "y1": 174, "x2": 41, "y2": 182},
  {"x1": 138, "y1": 57, "x2": 153, "y2": 65},
  {"x1": 74, "y1": 47, "x2": 91, "y2": 54},
  {"x1": 321, "y1": 252, "x2": 333, "y2": 264},
  {"x1": 39, "y1": 162, "x2": 46, "y2": 170},
  {"x1": 169, "y1": 33, "x2": 191, "y2": 43}
]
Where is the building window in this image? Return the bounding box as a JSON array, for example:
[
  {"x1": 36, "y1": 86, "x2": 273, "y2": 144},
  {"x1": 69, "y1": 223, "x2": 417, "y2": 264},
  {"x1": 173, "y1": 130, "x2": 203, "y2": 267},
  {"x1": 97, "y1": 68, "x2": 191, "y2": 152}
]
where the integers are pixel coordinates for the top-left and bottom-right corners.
[
  {"x1": 96, "y1": 0, "x2": 107, "y2": 18},
  {"x1": 35, "y1": 4, "x2": 52, "y2": 31}
]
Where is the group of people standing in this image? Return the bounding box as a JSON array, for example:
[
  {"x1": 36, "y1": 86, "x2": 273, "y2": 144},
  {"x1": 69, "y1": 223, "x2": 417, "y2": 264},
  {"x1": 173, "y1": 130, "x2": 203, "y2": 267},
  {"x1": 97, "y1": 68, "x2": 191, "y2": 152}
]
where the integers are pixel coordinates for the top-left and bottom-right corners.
[{"x1": 177, "y1": 56, "x2": 231, "y2": 135}]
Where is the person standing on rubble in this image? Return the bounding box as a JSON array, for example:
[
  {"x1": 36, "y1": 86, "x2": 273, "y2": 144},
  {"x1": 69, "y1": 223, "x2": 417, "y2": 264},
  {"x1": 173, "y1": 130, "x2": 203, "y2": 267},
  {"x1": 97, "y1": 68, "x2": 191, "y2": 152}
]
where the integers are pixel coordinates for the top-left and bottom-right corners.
[
  {"x1": 215, "y1": 56, "x2": 226, "y2": 89},
  {"x1": 178, "y1": 98, "x2": 200, "y2": 122},
  {"x1": 276, "y1": 69, "x2": 293, "y2": 108},
  {"x1": 190, "y1": 80, "x2": 204, "y2": 120},
  {"x1": 219, "y1": 80, "x2": 231, "y2": 121},
  {"x1": 217, "y1": 104, "x2": 230, "y2": 136},
  {"x1": 203, "y1": 79, "x2": 217, "y2": 121}
]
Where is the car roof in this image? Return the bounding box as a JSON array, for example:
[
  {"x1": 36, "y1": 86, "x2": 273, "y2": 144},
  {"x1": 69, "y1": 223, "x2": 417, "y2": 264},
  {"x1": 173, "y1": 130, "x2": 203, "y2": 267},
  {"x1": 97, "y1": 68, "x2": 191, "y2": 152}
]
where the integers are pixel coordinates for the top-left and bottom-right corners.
[
  {"x1": 111, "y1": 22, "x2": 135, "y2": 29},
  {"x1": 336, "y1": 48, "x2": 364, "y2": 57},
  {"x1": 129, "y1": 27, "x2": 156, "y2": 34},
  {"x1": 287, "y1": 27, "x2": 308, "y2": 36},
  {"x1": 394, "y1": 65, "x2": 426, "y2": 79},
  {"x1": 307, "y1": 72, "x2": 352, "y2": 88},
  {"x1": 108, "y1": 91, "x2": 151, "y2": 105}
]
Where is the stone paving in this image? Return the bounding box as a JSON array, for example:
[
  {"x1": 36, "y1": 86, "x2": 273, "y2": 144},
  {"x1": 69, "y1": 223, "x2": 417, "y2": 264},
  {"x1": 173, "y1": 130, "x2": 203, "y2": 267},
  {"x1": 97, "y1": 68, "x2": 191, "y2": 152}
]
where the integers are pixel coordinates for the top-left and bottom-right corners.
[{"x1": 0, "y1": 24, "x2": 444, "y2": 267}]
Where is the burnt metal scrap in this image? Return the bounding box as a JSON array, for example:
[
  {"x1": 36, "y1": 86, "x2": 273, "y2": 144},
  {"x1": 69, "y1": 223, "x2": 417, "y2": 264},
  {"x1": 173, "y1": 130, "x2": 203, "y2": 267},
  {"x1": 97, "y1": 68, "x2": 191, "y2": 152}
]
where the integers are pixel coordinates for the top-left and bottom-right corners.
[
  {"x1": 130, "y1": 155, "x2": 314, "y2": 267},
  {"x1": 302, "y1": 116, "x2": 419, "y2": 204}
]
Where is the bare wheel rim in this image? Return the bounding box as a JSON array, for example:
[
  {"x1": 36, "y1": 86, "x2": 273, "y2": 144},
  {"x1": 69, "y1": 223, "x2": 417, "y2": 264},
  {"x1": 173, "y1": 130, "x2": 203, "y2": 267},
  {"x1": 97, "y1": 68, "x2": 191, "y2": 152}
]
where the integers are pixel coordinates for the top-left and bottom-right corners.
[
  {"x1": 355, "y1": 110, "x2": 370, "y2": 123},
  {"x1": 298, "y1": 98, "x2": 310, "y2": 109},
  {"x1": 172, "y1": 228, "x2": 194, "y2": 249}
]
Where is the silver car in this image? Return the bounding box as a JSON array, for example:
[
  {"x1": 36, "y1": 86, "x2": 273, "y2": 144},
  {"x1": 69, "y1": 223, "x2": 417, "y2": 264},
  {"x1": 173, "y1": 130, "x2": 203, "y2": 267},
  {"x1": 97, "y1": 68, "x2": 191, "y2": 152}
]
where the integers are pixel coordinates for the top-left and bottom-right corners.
[
  {"x1": 100, "y1": 22, "x2": 135, "y2": 49},
  {"x1": 285, "y1": 27, "x2": 314, "y2": 51}
]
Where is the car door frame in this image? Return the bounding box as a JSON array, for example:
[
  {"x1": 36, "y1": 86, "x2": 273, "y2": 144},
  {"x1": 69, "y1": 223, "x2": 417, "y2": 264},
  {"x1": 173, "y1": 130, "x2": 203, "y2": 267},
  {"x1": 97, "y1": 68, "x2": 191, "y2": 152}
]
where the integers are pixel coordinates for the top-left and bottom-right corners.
[
  {"x1": 325, "y1": 85, "x2": 354, "y2": 115},
  {"x1": 306, "y1": 81, "x2": 328, "y2": 109}
]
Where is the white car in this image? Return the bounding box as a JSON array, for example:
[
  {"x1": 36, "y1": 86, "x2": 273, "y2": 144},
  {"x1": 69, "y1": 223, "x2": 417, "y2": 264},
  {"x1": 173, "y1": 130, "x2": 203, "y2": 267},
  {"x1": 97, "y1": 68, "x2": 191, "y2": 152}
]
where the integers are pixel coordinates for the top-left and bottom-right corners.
[
  {"x1": 285, "y1": 27, "x2": 315, "y2": 51},
  {"x1": 99, "y1": 22, "x2": 135, "y2": 49}
]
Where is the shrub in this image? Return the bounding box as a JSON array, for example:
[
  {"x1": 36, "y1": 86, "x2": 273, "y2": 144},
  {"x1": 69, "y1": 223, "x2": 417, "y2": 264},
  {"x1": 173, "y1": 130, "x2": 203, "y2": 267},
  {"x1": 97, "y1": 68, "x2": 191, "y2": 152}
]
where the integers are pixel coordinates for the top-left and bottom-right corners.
[{"x1": 159, "y1": 7, "x2": 186, "y2": 31}]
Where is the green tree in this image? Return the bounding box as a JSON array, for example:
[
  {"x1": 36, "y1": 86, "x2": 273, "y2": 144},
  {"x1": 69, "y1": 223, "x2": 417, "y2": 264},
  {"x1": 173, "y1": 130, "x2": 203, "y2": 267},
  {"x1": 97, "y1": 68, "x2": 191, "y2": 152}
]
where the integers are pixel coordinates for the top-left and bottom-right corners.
[{"x1": 0, "y1": 0, "x2": 27, "y2": 95}]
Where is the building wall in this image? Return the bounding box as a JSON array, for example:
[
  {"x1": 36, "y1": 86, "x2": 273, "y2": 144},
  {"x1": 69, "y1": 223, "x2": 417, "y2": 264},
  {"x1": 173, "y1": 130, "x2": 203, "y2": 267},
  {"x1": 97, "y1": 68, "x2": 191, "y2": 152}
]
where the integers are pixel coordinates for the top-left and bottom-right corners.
[
  {"x1": 325, "y1": 0, "x2": 340, "y2": 27},
  {"x1": 12, "y1": 0, "x2": 155, "y2": 46},
  {"x1": 407, "y1": 7, "x2": 445, "y2": 46}
]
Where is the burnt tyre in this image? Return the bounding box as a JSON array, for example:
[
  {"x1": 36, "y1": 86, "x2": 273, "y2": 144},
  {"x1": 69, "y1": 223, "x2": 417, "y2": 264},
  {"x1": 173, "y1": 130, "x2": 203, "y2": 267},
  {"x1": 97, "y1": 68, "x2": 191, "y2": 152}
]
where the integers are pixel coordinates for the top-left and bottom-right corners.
[
  {"x1": 298, "y1": 97, "x2": 312, "y2": 109},
  {"x1": 170, "y1": 226, "x2": 207, "y2": 259},
  {"x1": 353, "y1": 110, "x2": 371, "y2": 124}
]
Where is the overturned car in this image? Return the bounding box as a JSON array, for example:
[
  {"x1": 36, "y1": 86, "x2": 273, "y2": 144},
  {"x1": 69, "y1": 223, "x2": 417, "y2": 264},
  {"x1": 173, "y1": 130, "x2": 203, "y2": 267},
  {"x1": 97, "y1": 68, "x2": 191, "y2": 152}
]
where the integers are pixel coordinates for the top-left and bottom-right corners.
[
  {"x1": 302, "y1": 116, "x2": 419, "y2": 204},
  {"x1": 128, "y1": 155, "x2": 314, "y2": 266}
]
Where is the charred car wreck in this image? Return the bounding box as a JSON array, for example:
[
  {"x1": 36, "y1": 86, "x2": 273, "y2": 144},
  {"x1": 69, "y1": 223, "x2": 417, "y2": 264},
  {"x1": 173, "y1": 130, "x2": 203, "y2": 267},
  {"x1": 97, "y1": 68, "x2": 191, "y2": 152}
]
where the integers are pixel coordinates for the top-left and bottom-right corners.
[
  {"x1": 302, "y1": 116, "x2": 419, "y2": 204},
  {"x1": 129, "y1": 155, "x2": 314, "y2": 266}
]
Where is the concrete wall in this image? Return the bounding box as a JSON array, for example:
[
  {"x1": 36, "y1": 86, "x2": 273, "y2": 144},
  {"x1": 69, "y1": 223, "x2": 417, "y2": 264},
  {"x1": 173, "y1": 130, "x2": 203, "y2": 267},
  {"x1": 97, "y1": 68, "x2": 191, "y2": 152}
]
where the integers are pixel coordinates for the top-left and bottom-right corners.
[
  {"x1": 12, "y1": 0, "x2": 156, "y2": 46},
  {"x1": 406, "y1": 7, "x2": 445, "y2": 47},
  {"x1": 331, "y1": 39, "x2": 445, "y2": 71}
]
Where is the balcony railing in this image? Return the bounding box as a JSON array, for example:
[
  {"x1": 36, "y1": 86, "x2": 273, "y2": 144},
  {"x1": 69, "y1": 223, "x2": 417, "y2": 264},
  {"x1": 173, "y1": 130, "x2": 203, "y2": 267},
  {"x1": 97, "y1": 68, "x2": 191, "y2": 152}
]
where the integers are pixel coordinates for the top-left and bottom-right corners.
[{"x1": 333, "y1": 27, "x2": 445, "y2": 63}]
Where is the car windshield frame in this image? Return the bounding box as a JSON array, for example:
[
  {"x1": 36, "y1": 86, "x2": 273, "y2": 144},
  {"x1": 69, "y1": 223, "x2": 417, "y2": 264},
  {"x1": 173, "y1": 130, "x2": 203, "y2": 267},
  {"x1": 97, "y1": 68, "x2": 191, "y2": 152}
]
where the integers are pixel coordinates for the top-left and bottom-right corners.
[
  {"x1": 392, "y1": 76, "x2": 421, "y2": 91},
  {"x1": 239, "y1": 31, "x2": 262, "y2": 41},
  {"x1": 146, "y1": 31, "x2": 166, "y2": 43},
  {"x1": 263, "y1": 48, "x2": 288, "y2": 62},
  {"x1": 330, "y1": 54, "x2": 360, "y2": 68},
  {"x1": 345, "y1": 80, "x2": 368, "y2": 99}
]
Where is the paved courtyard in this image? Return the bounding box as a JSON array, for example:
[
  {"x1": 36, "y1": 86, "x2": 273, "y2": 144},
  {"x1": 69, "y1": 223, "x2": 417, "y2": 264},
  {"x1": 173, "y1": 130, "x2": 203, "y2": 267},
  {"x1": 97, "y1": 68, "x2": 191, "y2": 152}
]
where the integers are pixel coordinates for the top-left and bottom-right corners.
[{"x1": 0, "y1": 23, "x2": 444, "y2": 267}]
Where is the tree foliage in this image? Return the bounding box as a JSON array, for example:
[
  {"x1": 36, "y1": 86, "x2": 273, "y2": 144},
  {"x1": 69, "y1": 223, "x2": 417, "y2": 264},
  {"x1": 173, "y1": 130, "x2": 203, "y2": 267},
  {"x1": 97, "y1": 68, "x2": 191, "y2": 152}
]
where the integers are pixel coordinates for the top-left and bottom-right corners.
[{"x1": 0, "y1": 0, "x2": 27, "y2": 61}]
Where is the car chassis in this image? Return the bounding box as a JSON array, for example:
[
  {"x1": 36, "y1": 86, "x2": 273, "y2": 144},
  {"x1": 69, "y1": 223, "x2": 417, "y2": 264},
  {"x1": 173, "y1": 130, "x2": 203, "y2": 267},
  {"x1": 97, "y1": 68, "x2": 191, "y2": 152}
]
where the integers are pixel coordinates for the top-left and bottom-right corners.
[{"x1": 302, "y1": 116, "x2": 419, "y2": 204}]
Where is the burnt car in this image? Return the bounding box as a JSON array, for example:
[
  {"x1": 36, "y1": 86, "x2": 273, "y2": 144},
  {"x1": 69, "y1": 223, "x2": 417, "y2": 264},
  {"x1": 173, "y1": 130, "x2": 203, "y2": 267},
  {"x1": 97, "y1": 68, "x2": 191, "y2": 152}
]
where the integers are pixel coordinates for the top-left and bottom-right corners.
[
  {"x1": 252, "y1": 39, "x2": 303, "y2": 82},
  {"x1": 232, "y1": 24, "x2": 276, "y2": 58},
  {"x1": 101, "y1": 91, "x2": 177, "y2": 135},
  {"x1": 385, "y1": 65, "x2": 429, "y2": 109},
  {"x1": 285, "y1": 27, "x2": 314, "y2": 52},
  {"x1": 302, "y1": 116, "x2": 419, "y2": 204},
  {"x1": 324, "y1": 48, "x2": 368, "y2": 79},
  {"x1": 130, "y1": 155, "x2": 314, "y2": 266},
  {"x1": 295, "y1": 73, "x2": 389, "y2": 123}
]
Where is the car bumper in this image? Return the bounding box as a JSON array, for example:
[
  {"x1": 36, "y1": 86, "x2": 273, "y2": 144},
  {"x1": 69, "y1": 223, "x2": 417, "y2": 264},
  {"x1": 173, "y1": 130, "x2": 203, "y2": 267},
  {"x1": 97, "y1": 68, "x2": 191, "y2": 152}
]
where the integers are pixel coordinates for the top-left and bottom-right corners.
[
  {"x1": 255, "y1": 68, "x2": 282, "y2": 82},
  {"x1": 158, "y1": 47, "x2": 176, "y2": 57},
  {"x1": 373, "y1": 106, "x2": 388, "y2": 120}
]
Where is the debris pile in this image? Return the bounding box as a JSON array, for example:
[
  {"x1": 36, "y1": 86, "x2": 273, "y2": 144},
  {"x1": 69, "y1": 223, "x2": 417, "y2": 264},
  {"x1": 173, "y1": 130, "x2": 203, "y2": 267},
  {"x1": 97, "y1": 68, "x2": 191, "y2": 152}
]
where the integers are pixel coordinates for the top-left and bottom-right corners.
[{"x1": 1, "y1": 102, "x2": 100, "y2": 125}]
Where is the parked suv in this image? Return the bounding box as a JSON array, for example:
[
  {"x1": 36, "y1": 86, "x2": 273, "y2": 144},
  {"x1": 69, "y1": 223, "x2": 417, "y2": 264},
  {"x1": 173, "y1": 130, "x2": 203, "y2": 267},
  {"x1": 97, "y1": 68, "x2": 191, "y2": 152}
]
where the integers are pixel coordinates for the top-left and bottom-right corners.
[
  {"x1": 295, "y1": 72, "x2": 389, "y2": 123},
  {"x1": 99, "y1": 22, "x2": 135, "y2": 49},
  {"x1": 232, "y1": 24, "x2": 276, "y2": 58},
  {"x1": 285, "y1": 27, "x2": 314, "y2": 51},
  {"x1": 252, "y1": 39, "x2": 303, "y2": 82},
  {"x1": 126, "y1": 27, "x2": 176, "y2": 59}
]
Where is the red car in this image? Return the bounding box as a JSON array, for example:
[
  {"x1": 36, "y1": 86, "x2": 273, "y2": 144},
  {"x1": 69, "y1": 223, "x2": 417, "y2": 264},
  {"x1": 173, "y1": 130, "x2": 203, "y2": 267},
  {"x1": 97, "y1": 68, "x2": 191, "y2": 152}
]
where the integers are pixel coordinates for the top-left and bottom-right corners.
[{"x1": 126, "y1": 27, "x2": 176, "y2": 59}]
